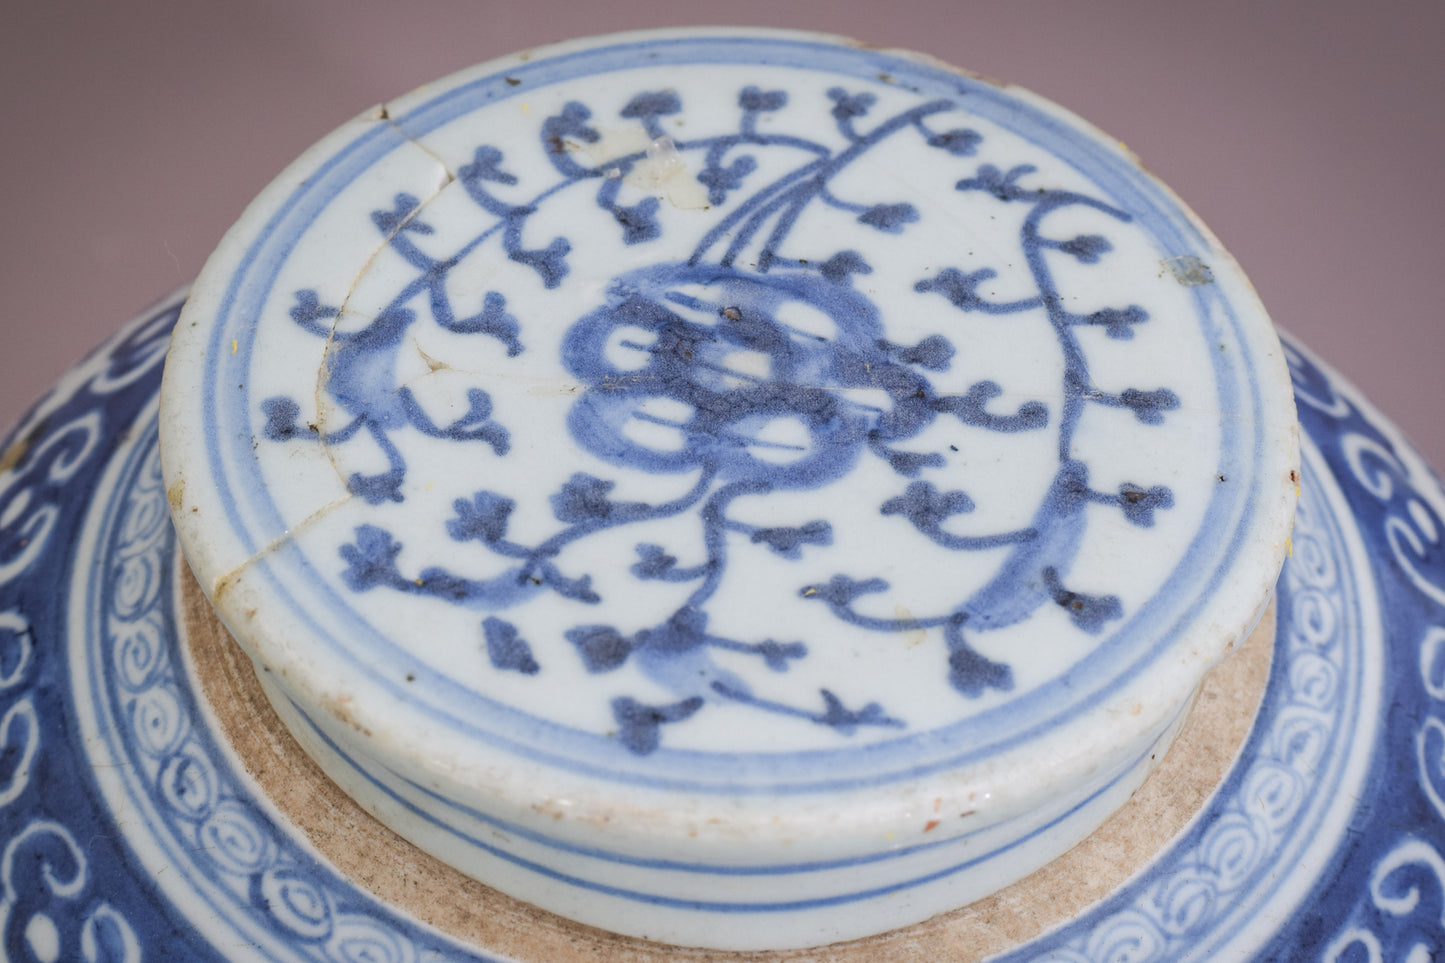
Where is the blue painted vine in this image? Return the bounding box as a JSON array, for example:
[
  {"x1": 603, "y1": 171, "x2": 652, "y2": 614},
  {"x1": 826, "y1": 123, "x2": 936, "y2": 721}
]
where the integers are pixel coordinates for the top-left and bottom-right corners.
[{"x1": 260, "y1": 83, "x2": 1179, "y2": 754}]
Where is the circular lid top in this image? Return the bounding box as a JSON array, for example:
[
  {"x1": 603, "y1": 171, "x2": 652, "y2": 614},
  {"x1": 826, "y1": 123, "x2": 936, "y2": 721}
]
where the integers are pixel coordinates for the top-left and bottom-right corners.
[{"x1": 159, "y1": 28, "x2": 1296, "y2": 844}]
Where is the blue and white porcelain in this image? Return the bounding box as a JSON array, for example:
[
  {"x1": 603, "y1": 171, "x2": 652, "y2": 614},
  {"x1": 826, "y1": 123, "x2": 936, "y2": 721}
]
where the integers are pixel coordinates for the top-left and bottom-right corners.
[
  {"x1": 157, "y1": 28, "x2": 1297, "y2": 948},
  {"x1": 3, "y1": 26, "x2": 1438, "y2": 962}
]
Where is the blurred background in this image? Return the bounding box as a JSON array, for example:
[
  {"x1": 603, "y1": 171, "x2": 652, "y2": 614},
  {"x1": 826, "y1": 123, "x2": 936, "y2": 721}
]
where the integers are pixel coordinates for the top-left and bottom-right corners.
[{"x1": 3, "y1": 1, "x2": 1442, "y2": 468}]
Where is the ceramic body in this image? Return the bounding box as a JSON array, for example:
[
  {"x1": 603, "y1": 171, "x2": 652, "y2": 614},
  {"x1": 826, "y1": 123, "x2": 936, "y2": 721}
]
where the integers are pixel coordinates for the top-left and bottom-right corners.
[
  {"x1": 156, "y1": 30, "x2": 1294, "y2": 948},
  {"x1": 1, "y1": 291, "x2": 1441, "y2": 960}
]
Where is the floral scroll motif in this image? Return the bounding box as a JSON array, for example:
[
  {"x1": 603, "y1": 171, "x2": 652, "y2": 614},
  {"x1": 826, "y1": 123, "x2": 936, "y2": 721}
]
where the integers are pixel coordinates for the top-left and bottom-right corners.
[{"x1": 262, "y1": 83, "x2": 1181, "y2": 753}]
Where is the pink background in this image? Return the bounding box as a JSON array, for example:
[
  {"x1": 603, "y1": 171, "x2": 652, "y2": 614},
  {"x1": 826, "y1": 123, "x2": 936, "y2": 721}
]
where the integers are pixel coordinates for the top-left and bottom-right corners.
[{"x1": 4, "y1": 2, "x2": 1442, "y2": 470}]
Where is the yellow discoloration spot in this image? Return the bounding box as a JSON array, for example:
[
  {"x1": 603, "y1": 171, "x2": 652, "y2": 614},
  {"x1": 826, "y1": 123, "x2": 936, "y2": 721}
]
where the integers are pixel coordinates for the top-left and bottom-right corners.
[
  {"x1": 0, "y1": 435, "x2": 30, "y2": 474},
  {"x1": 894, "y1": 604, "x2": 927, "y2": 648}
]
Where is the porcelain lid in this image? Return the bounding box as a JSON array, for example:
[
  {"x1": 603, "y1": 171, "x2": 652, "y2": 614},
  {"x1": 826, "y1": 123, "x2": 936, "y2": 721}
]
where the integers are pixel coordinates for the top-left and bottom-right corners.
[{"x1": 158, "y1": 26, "x2": 1296, "y2": 922}]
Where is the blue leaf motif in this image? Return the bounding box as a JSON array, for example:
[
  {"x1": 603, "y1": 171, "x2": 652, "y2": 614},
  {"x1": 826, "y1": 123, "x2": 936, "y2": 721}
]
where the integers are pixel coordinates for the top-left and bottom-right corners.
[
  {"x1": 542, "y1": 102, "x2": 599, "y2": 146},
  {"x1": 567, "y1": 625, "x2": 634, "y2": 673},
  {"x1": 289, "y1": 289, "x2": 340, "y2": 332},
  {"x1": 801, "y1": 574, "x2": 889, "y2": 609},
  {"x1": 931, "y1": 381, "x2": 1049, "y2": 432},
  {"x1": 914, "y1": 266, "x2": 998, "y2": 311},
  {"x1": 1118, "y1": 483, "x2": 1174, "y2": 527},
  {"x1": 621, "y1": 91, "x2": 682, "y2": 121},
  {"x1": 1042, "y1": 567, "x2": 1122, "y2": 634},
  {"x1": 956, "y1": 163, "x2": 1037, "y2": 201},
  {"x1": 631, "y1": 543, "x2": 678, "y2": 579},
  {"x1": 948, "y1": 642, "x2": 1015, "y2": 696},
  {"x1": 1119, "y1": 388, "x2": 1180, "y2": 425},
  {"x1": 857, "y1": 203, "x2": 919, "y2": 234},
  {"x1": 508, "y1": 236, "x2": 571, "y2": 289},
  {"x1": 260, "y1": 397, "x2": 313, "y2": 441},
  {"x1": 827, "y1": 87, "x2": 876, "y2": 121},
  {"x1": 878, "y1": 446, "x2": 945, "y2": 477},
  {"x1": 819, "y1": 250, "x2": 872, "y2": 283},
  {"x1": 348, "y1": 469, "x2": 406, "y2": 505},
  {"x1": 612, "y1": 197, "x2": 662, "y2": 244},
  {"x1": 817, "y1": 689, "x2": 902, "y2": 735},
  {"x1": 927, "y1": 128, "x2": 982, "y2": 156},
  {"x1": 542, "y1": 567, "x2": 600, "y2": 604},
  {"x1": 340, "y1": 526, "x2": 404, "y2": 591},
  {"x1": 482, "y1": 616, "x2": 540, "y2": 675},
  {"x1": 371, "y1": 193, "x2": 434, "y2": 236},
  {"x1": 550, "y1": 474, "x2": 616, "y2": 523},
  {"x1": 612, "y1": 696, "x2": 704, "y2": 755},
  {"x1": 755, "y1": 640, "x2": 807, "y2": 671},
  {"x1": 882, "y1": 335, "x2": 954, "y2": 371},
  {"x1": 750, "y1": 520, "x2": 832, "y2": 559},
  {"x1": 436, "y1": 291, "x2": 523, "y2": 357},
  {"x1": 698, "y1": 155, "x2": 758, "y2": 206},
  {"x1": 459, "y1": 145, "x2": 518, "y2": 186},
  {"x1": 1058, "y1": 234, "x2": 1111, "y2": 263},
  {"x1": 1083, "y1": 305, "x2": 1149, "y2": 340},
  {"x1": 739, "y1": 86, "x2": 787, "y2": 112},
  {"x1": 881, "y1": 480, "x2": 975, "y2": 530},
  {"x1": 447, "y1": 492, "x2": 515, "y2": 544}
]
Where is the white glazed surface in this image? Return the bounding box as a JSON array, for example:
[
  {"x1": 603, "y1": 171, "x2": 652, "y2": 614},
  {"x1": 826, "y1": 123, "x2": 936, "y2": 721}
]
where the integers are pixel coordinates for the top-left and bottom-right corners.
[{"x1": 158, "y1": 28, "x2": 1297, "y2": 948}]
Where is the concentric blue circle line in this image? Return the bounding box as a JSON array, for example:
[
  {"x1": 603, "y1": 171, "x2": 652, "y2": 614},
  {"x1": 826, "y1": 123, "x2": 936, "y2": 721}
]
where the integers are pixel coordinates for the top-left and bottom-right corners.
[{"x1": 291, "y1": 698, "x2": 1157, "y2": 914}]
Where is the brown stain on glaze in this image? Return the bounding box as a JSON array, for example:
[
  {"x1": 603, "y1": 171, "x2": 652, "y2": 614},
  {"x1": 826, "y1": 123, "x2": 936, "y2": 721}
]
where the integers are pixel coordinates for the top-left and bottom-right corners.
[
  {"x1": 0, "y1": 434, "x2": 31, "y2": 474},
  {"x1": 182, "y1": 567, "x2": 1273, "y2": 962}
]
